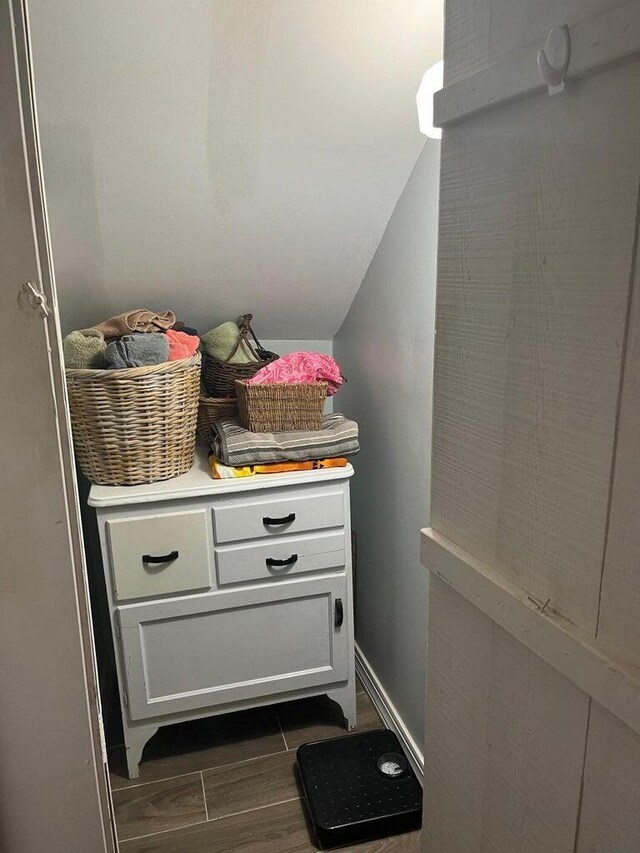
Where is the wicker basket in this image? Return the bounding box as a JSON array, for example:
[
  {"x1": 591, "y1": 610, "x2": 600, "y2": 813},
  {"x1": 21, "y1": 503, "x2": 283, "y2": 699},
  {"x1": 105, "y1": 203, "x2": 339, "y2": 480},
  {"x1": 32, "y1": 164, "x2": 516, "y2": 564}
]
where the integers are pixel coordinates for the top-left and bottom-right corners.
[
  {"x1": 66, "y1": 355, "x2": 201, "y2": 486},
  {"x1": 201, "y1": 314, "x2": 278, "y2": 397},
  {"x1": 197, "y1": 392, "x2": 239, "y2": 443},
  {"x1": 235, "y1": 380, "x2": 327, "y2": 432}
]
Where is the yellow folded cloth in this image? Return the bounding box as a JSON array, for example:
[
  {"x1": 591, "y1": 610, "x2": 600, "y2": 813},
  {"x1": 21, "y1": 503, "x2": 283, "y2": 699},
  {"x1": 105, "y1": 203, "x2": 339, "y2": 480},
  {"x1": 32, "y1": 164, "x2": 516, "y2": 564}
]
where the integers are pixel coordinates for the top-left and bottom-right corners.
[{"x1": 209, "y1": 454, "x2": 348, "y2": 479}]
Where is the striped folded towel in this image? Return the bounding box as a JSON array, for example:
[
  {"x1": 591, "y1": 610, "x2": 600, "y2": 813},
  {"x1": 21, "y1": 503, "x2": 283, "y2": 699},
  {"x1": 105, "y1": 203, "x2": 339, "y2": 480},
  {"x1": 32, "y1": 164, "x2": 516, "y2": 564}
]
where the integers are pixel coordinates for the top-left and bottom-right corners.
[{"x1": 211, "y1": 414, "x2": 359, "y2": 467}]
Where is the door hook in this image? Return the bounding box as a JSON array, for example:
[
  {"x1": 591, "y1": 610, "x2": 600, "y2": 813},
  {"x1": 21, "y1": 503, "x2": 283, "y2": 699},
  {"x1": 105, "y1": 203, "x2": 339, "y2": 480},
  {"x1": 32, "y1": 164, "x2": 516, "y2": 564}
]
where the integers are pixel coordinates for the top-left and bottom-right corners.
[
  {"x1": 537, "y1": 25, "x2": 571, "y2": 95},
  {"x1": 18, "y1": 281, "x2": 51, "y2": 319}
]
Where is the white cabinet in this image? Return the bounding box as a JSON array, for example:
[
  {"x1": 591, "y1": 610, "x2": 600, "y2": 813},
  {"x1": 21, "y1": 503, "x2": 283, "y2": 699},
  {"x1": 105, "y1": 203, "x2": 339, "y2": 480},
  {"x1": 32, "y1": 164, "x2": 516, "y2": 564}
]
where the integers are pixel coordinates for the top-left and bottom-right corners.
[{"x1": 89, "y1": 451, "x2": 356, "y2": 779}]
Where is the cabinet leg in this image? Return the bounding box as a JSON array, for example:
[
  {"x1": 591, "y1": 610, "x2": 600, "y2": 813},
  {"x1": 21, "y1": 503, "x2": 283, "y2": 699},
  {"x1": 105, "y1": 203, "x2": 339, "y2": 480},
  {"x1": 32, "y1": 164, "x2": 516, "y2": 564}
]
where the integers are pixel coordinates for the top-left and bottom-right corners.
[
  {"x1": 328, "y1": 683, "x2": 357, "y2": 732},
  {"x1": 124, "y1": 724, "x2": 158, "y2": 780}
]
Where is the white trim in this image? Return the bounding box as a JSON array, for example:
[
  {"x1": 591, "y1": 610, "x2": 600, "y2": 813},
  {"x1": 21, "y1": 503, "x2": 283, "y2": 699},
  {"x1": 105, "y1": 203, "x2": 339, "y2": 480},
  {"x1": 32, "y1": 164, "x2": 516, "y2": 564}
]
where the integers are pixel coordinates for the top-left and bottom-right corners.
[
  {"x1": 435, "y1": 1, "x2": 640, "y2": 128},
  {"x1": 11, "y1": 0, "x2": 116, "y2": 847},
  {"x1": 355, "y1": 643, "x2": 424, "y2": 782},
  {"x1": 421, "y1": 527, "x2": 640, "y2": 737}
]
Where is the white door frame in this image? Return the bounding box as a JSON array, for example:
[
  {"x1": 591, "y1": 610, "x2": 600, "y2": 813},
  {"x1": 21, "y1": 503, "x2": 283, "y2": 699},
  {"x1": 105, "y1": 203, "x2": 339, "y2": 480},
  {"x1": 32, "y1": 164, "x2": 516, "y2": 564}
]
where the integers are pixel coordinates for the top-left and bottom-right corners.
[{"x1": 1, "y1": 1, "x2": 117, "y2": 849}]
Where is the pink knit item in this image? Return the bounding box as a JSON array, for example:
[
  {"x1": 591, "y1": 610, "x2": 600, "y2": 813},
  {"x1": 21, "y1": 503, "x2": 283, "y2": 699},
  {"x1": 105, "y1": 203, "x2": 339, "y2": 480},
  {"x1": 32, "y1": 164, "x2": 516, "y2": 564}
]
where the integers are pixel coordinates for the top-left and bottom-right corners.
[
  {"x1": 165, "y1": 329, "x2": 200, "y2": 361},
  {"x1": 246, "y1": 352, "x2": 344, "y2": 396}
]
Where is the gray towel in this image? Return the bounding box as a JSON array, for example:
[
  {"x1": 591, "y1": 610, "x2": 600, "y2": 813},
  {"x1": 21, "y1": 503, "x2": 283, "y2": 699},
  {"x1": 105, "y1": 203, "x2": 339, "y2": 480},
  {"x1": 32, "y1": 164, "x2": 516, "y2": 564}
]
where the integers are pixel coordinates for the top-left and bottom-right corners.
[
  {"x1": 211, "y1": 413, "x2": 359, "y2": 466},
  {"x1": 103, "y1": 333, "x2": 170, "y2": 369}
]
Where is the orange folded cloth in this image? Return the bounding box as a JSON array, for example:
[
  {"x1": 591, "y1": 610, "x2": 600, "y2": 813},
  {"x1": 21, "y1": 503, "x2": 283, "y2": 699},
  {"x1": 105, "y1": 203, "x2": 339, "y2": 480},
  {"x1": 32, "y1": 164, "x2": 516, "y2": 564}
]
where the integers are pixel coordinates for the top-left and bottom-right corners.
[
  {"x1": 165, "y1": 329, "x2": 200, "y2": 361},
  {"x1": 88, "y1": 309, "x2": 176, "y2": 341},
  {"x1": 209, "y1": 455, "x2": 348, "y2": 479}
]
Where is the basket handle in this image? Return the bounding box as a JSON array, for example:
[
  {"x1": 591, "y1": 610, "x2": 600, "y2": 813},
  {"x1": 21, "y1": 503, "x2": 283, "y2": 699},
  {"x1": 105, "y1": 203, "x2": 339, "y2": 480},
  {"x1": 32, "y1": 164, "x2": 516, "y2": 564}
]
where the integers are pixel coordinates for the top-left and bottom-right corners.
[{"x1": 224, "y1": 314, "x2": 270, "y2": 364}]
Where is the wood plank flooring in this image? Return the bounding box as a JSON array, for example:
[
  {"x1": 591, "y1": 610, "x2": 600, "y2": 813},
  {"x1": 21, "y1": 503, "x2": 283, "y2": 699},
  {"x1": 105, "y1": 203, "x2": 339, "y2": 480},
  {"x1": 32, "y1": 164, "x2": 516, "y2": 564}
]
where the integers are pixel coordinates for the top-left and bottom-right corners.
[
  {"x1": 113, "y1": 683, "x2": 422, "y2": 851},
  {"x1": 112, "y1": 773, "x2": 206, "y2": 841},
  {"x1": 109, "y1": 709, "x2": 285, "y2": 790}
]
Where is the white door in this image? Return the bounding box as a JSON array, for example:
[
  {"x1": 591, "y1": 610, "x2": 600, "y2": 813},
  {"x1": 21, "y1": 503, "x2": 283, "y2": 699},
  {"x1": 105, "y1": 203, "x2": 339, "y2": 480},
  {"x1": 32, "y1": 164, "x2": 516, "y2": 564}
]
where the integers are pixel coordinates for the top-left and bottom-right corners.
[{"x1": 0, "y1": 2, "x2": 114, "y2": 851}]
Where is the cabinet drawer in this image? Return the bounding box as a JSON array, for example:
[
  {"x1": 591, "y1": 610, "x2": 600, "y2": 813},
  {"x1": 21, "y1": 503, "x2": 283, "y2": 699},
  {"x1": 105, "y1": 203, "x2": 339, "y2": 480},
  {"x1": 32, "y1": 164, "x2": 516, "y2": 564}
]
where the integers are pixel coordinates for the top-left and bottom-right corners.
[
  {"x1": 212, "y1": 486, "x2": 344, "y2": 544},
  {"x1": 117, "y1": 577, "x2": 349, "y2": 720},
  {"x1": 106, "y1": 509, "x2": 211, "y2": 601},
  {"x1": 215, "y1": 531, "x2": 345, "y2": 586}
]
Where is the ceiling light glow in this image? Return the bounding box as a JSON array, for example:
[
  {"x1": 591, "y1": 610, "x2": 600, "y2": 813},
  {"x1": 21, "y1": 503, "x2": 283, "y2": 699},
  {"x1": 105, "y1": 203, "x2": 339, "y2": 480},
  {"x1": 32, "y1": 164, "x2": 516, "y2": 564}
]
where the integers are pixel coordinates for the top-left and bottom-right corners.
[{"x1": 416, "y1": 60, "x2": 443, "y2": 140}]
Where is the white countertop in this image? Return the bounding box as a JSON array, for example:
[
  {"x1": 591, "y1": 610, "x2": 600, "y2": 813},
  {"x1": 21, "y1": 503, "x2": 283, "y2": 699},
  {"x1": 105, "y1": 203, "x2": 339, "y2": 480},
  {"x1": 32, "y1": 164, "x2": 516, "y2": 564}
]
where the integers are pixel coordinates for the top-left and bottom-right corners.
[{"x1": 88, "y1": 446, "x2": 354, "y2": 508}]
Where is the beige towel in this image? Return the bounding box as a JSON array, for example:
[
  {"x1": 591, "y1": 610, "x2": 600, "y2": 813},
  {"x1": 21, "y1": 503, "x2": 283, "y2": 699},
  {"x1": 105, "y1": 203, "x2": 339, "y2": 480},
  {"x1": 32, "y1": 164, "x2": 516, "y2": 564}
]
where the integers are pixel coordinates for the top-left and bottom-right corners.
[
  {"x1": 87, "y1": 309, "x2": 176, "y2": 341},
  {"x1": 63, "y1": 329, "x2": 107, "y2": 369}
]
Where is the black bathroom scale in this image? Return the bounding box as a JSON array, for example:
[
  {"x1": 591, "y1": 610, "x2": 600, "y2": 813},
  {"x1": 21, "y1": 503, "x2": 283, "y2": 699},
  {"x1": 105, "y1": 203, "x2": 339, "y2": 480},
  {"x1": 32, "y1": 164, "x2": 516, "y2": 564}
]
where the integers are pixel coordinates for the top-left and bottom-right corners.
[{"x1": 297, "y1": 729, "x2": 422, "y2": 849}]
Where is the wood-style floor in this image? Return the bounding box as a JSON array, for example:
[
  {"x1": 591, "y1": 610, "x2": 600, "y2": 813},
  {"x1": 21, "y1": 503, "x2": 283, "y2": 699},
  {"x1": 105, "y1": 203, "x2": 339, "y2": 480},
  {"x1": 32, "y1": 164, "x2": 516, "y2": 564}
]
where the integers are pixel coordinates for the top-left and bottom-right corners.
[{"x1": 109, "y1": 680, "x2": 422, "y2": 851}]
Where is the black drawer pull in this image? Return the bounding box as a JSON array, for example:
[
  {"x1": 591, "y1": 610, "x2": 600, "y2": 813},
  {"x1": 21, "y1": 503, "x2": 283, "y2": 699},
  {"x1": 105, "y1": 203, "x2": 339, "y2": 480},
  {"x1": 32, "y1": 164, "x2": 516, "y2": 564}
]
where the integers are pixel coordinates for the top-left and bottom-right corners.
[
  {"x1": 263, "y1": 512, "x2": 296, "y2": 526},
  {"x1": 334, "y1": 598, "x2": 344, "y2": 628},
  {"x1": 142, "y1": 550, "x2": 179, "y2": 564},
  {"x1": 266, "y1": 554, "x2": 298, "y2": 569}
]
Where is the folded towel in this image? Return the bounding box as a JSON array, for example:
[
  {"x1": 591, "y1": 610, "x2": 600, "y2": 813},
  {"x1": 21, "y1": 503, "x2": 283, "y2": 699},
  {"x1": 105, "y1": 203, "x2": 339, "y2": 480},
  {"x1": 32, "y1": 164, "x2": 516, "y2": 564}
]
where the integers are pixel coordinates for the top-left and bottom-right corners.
[
  {"x1": 63, "y1": 329, "x2": 107, "y2": 369},
  {"x1": 88, "y1": 308, "x2": 176, "y2": 341},
  {"x1": 211, "y1": 413, "x2": 359, "y2": 467},
  {"x1": 199, "y1": 321, "x2": 259, "y2": 364},
  {"x1": 165, "y1": 329, "x2": 200, "y2": 361},
  {"x1": 209, "y1": 454, "x2": 348, "y2": 479},
  {"x1": 103, "y1": 333, "x2": 170, "y2": 369},
  {"x1": 247, "y1": 352, "x2": 344, "y2": 396}
]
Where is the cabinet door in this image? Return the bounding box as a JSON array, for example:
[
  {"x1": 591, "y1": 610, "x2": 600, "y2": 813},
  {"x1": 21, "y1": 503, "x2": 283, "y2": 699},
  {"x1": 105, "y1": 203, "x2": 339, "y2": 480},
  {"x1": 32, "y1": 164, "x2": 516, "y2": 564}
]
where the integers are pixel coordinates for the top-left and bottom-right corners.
[{"x1": 118, "y1": 576, "x2": 348, "y2": 720}]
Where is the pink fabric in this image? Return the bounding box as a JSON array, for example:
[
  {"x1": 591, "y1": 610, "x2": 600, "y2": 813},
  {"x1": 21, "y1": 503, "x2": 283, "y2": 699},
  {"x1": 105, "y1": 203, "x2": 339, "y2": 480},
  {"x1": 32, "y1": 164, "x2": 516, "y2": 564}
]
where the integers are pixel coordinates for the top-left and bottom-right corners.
[
  {"x1": 165, "y1": 329, "x2": 199, "y2": 361},
  {"x1": 247, "y1": 352, "x2": 344, "y2": 396}
]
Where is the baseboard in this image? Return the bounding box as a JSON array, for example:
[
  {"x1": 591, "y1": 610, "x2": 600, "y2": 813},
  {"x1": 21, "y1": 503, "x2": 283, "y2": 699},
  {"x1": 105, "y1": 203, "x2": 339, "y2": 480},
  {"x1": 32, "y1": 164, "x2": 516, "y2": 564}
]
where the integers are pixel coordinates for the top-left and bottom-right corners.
[{"x1": 355, "y1": 643, "x2": 424, "y2": 782}]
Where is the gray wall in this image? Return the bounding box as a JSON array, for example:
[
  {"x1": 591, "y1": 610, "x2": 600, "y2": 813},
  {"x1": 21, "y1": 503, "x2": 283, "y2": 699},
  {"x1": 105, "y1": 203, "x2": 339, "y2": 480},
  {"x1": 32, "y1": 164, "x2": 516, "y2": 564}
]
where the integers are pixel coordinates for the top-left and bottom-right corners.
[
  {"x1": 334, "y1": 140, "x2": 440, "y2": 746},
  {"x1": 27, "y1": 0, "x2": 438, "y2": 339}
]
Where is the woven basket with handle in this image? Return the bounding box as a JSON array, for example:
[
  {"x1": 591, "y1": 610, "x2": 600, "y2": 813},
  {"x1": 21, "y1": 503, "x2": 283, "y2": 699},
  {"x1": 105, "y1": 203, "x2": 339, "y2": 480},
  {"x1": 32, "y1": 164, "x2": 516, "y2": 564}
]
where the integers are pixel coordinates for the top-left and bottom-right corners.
[
  {"x1": 197, "y1": 392, "x2": 239, "y2": 443},
  {"x1": 235, "y1": 380, "x2": 327, "y2": 432},
  {"x1": 201, "y1": 314, "x2": 278, "y2": 397},
  {"x1": 66, "y1": 354, "x2": 201, "y2": 485}
]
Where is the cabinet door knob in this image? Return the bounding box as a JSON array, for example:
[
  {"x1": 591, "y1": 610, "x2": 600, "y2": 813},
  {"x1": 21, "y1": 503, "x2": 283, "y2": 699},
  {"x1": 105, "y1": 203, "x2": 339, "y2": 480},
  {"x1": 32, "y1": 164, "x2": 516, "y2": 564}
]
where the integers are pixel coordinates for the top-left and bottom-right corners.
[
  {"x1": 334, "y1": 598, "x2": 344, "y2": 628},
  {"x1": 142, "y1": 550, "x2": 179, "y2": 564},
  {"x1": 262, "y1": 512, "x2": 296, "y2": 526},
  {"x1": 266, "y1": 554, "x2": 298, "y2": 569}
]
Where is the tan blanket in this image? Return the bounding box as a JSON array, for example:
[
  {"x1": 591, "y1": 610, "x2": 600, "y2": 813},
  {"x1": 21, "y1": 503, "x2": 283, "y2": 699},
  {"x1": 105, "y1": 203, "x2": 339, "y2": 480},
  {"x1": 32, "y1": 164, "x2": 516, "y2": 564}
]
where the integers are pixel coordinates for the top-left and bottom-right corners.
[{"x1": 87, "y1": 309, "x2": 175, "y2": 341}]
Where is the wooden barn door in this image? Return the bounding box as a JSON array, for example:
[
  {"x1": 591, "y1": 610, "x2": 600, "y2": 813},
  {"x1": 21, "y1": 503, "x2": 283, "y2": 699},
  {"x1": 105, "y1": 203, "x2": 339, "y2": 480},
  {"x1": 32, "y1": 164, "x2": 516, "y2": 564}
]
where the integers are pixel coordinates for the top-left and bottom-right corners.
[{"x1": 422, "y1": 3, "x2": 640, "y2": 851}]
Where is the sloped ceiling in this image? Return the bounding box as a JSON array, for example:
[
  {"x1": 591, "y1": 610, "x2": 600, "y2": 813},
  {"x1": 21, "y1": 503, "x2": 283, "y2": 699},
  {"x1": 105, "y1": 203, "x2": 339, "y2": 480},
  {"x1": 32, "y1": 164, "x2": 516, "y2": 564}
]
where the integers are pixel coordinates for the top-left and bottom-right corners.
[{"x1": 29, "y1": 0, "x2": 442, "y2": 337}]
